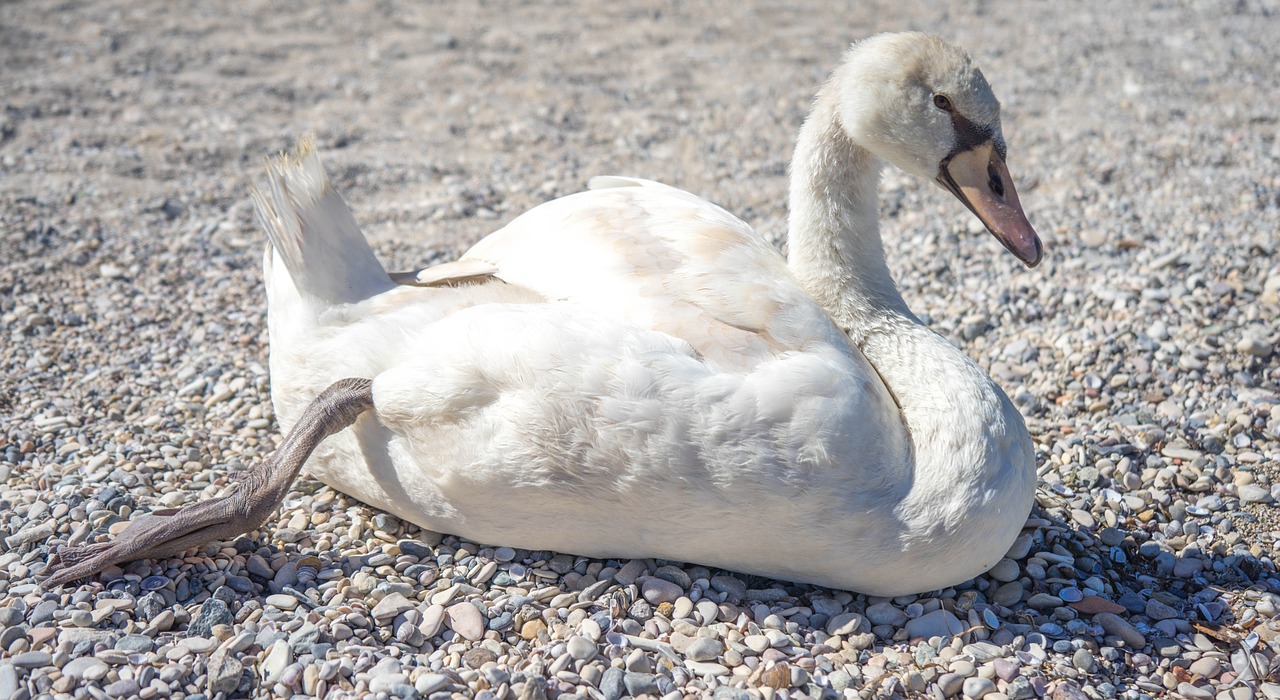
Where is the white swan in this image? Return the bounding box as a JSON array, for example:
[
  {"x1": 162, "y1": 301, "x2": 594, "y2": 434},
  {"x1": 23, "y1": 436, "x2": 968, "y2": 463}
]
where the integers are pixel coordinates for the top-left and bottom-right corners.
[{"x1": 46, "y1": 32, "x2": 1041, "y2": 595}]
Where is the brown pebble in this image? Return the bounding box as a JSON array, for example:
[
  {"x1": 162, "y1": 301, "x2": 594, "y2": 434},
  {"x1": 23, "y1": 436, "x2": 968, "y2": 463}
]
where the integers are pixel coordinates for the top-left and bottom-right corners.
[
  {"x1": 758, "y1": 661, "x2": 791, "y2": 689},
  {"x1": 463, "y1": 647, "x2": 498, "y2": 668},
  {"x1": 520, "y1": 619, "x2": 547, "y2": 641}
]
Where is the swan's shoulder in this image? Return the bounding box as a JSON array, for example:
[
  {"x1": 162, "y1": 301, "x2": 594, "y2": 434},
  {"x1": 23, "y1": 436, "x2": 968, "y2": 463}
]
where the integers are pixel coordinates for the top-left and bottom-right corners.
[{"x1": 450, "y1": 180, "x2": 851, "y2": 370}]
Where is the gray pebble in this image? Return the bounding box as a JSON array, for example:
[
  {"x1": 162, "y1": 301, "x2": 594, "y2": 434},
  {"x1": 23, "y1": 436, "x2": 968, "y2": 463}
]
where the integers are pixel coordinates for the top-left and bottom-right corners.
[
  {"x1": 684, "y1": 636, "x2": 723, "y2": 662},
  {"x1": 9, "y1": 651, "x2": 51, "y2": 669},
  {"x1": 963, "y1": 676, "x2": 996, "y2": 699},
  {"x1": 600, "y1": 666, "x2": 626, "y2": 700},
  {"x1": 187, "y1": 598, "x2": 232, "y2": 636}
]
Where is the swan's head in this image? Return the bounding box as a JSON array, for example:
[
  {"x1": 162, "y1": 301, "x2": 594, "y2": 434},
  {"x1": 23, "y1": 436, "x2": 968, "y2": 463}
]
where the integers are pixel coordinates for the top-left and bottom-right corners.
[{"x1": 835, "y1": 32, "x2": 1043, "y2": 267}]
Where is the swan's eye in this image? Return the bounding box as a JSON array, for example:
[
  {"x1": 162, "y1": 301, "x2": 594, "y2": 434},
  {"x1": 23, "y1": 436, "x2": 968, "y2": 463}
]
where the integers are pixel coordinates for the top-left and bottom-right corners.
[{"x1": 933, "y1": 94, "x2": 953, "y2": 111}]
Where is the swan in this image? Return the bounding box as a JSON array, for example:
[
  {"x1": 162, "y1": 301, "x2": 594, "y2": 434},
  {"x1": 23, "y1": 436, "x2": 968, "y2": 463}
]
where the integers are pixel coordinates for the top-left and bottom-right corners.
[{"x1": 46, "y1": 32, "x2": 1042, "y2": 595}]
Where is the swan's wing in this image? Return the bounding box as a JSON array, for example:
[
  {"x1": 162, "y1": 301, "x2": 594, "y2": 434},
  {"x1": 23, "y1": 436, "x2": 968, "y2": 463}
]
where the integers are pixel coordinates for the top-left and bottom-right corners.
[{"x1": 457, "y1": 182, "x2": 852, "y2": 370}]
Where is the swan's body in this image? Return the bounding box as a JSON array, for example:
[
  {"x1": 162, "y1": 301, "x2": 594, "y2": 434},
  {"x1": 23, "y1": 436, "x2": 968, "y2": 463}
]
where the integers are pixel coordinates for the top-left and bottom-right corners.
[
  {"x1": 255, "y1": 34, "x2": 1041, "y2": 595},
  {"x1": 45, "y1": 33, "x2": 1041, "y2": 594}
]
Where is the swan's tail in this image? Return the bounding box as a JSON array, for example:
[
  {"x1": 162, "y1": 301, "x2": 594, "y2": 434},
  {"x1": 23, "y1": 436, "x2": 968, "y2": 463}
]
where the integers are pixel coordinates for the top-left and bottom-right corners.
[{"x1": 252, "y1": 136, "x2": 392, "y2": 305}]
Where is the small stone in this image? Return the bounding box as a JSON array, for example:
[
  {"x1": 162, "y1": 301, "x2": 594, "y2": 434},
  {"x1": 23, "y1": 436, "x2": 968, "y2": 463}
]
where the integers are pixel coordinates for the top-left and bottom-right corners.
[
  {"x1": 744, "y1": 634, "x2": 770, "y2": 653},
  {"x1": 710, "y1": 575, "x2": 747, "y2": 599},
  {"x1": 246, "y1": 554, "x2": 274, "y2": 578},
  {"x1": 600, "y1": 666, "x2": 626, "y2": 700},
  {"x1": 62, "y1": 656, "x2": 110, "y2": 681},
  {"x1": 368, "y1": 673, "x2": 410, "y2": 695},
  {"x1": 1145, "y1": 598, "x2": 1180, "y2": 620},
  {"x1": 614, "y1": 559, "x2": 647, "y2": 585},
  {"x1": 182, "y1": 636, "x2": 218, "y2": 654},
  {"x1": 0, "y1": 665, "x2": 16, "y2": 700},
  {"x1": 10, "y1": 651, "x2": 51, "y2": 669},
  {"x1": 1175, "y1": 682, "x2": 1215, "y2": 700},
  {"x1": 187, "y1": 598, "x2": 232, "y2": 637},
  {"x1": 419, "y1": 603, "x2": 446, "y2": 638},
  {"x1": 866, "y1": 602, "x2": 907, "y2": 627},
  {"x1": 462, "y1": 647, "x2": 498, "y2": 668},
  {"x1": 1237, "y1": 338, "x2": 1273, "y2": 358},
  {"x1": 964, "y1": 676, "x2": 996, "y2": 699},
  {"x1": 260, "y1": 639, "x2": 291, "y2": 684},
  {"x1": 1071, "y1": 648, "x2": 1095, "y2": 672},
  {"x1": 825, "y1": 611, "x2": 867, "y2": 636},
  {"x1": 265, "y1": 593, "x2": 298, "y2": 610},
  {"x1": 445, "y1": 602, "x2": 485, "y2": 641},
  {"x1": 987, "y1": 558, "x2": 1020, "y2": 582},
  {"x1": 1004, "y1": 533, "x2": 1035, "y2": 560},
  {"x1": 993, "y1": 581, "x2": 1024, "y2": 607},
  {"x1": 1028, "y1": 593, "x2": 1063, "y2": 609},
  {"x1": 938, "y1": 672, "x2": 965, "y2": 697},
  {"x1": 1007, "y1": 676, "x2": 1036, "y2": 700},
  {"x1": 993, "y1": 658, "x2": 1020, "y2": 681},
  {"x1": 1173, "y1": 557, "x2": 1203, "y2": 578},
  {"x1": 416, "y1": 673, "x2": 451, "y2": 694},
  {"x1": 1068, "y1": 595, "x2": 1125, "y2": 615},
  {"x1": 104, "y1": 679, "x2": 141, "y2": 698},
  {"x1": 641, "y1": 577, "x2": 683, "y2": 604},
  {"x1": 288, "y1": 622, "x2": 322, "y2": 654},
  {"x1": 1098, "y1": 527, "x2": 1125, "y2": 546},
  {"x1": 371, "y1": 592, "x2": 414, "y2": 622},
  {"x1": 685, "y1": 636, "x2": 723, "y2": 662},
  {"x1": 905, "y1": 609, "x2": 964, "y2": 640},
  {"x1": 207, "y1": 648, "x2": 244, "y2": 694},
  {"x1": 1051, "y1": 680, "x2": 1089, "y2": 700},
  {"x1": 1239, "y1": 484, "x2": 1273, "y2": 503},
  {"x1": 567, "y1": 635, "x2": 597, "y2": 660},
  {"x1": 623, "y1": 671, "x2": 661, "y2": 696},
  {"x1": 520, "y1": 619, "x2": 547, "y2": 641},
  {"x1": 115, "y1": 634, "x2": 154, "y2": 652},
  {"x1": 1189, "y1": 657, "x2": 1221, "y2": 678}
]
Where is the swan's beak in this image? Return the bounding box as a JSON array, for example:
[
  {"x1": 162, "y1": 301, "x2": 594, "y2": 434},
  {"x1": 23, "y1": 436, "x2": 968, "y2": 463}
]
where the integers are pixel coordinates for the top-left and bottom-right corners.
[{"x1": 937, "y1": 142, "x2": 1043, "y2": 267}]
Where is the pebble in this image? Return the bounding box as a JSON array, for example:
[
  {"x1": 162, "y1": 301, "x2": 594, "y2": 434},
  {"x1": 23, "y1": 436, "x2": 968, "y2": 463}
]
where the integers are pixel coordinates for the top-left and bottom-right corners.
[
  {"x1": 641, "y1": 577, "x2": 684, "y2": 604},
  {"x1": 685, "y1": 636, "x2": 723, "y2": 662},
  {"x1": 444, "y1": 601, "x2": 485, "y2": 641},
  {"x1": 964, "y1": 676, "x2": 997, "y2": 699},
  {"x1": 938, "y1": 672, "x2": 965, "y2": 697},
  {"x1": 419, "y1": 603, "x2": 446, "y2": 638},
  {"x1": 567, "y1": 635, "x2": 597, "y2": 660},
  {"x1": 62, "y1": 656, "x2": 109, "y2": 681},
  {"x1": 825, "y1": 611, "x2": 867, "y2": 636},
  {"x1": 987, "y1": 558, "x2": 1020, "y2": 582},
  {"x1": 260, "y1": 640, "x2": 292, "y2": 684},
  {"x1": 993, "y1": 581, "x2": 1025, "y2": 606},
  {"x1": 371, "y1": 591, "x2": 414, "y2": 622},
  {"x1": 10, "y1": 651, "x2": 51, "y2": 669},
  {"x1": 104, "y1": 679, "x2": 140, "y2": 698},
  {"x1": 1072, "y1": 648, "x2": 1096, "y2": 672},
  {"x1": 186, "y1": 598, "x2": 232, "y2": 637},
  {"x1": 866, "y1": 601, "x2": 908, "y2": 626},
  {"x1": 905, "y1": 610, "x2": 964, "y2": 640},
  {"x1": 0, "y1": 665, "x2": 17, "y2": 700}
]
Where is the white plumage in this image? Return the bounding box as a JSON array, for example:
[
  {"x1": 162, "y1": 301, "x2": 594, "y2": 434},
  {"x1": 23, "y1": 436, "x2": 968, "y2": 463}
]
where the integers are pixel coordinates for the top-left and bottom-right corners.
[{"x1": 255, "y1": 32, "x2": 1041, "y2": 595}]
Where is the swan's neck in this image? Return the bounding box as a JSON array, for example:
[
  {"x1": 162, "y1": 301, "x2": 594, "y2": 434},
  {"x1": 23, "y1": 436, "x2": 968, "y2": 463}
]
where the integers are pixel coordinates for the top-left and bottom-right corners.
[
  {"x1": 786, "y1": 85, "x2": 1034, "y2": 550},
  {"x1": 786, "y1": 90, "x2": 914, "y2": 334}
]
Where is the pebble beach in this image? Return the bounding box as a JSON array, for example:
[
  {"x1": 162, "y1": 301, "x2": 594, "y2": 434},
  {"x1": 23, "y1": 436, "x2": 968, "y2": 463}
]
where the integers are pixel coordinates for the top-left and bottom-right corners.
[{"x1": 2, "y1": 1, "x2": 1279, "y2": 699}]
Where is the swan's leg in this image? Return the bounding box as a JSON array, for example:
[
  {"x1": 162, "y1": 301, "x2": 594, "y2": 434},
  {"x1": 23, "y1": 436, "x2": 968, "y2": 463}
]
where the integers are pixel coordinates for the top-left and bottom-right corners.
[{"x1": 44, "y1": 378, "x2": 374, "y2": 587}]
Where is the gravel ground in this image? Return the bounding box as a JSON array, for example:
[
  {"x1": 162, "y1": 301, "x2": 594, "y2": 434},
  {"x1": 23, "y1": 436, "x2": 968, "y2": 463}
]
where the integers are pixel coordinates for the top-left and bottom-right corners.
[{"x1": 3, "y1": 1, "x2": 1280, "y2": 699}]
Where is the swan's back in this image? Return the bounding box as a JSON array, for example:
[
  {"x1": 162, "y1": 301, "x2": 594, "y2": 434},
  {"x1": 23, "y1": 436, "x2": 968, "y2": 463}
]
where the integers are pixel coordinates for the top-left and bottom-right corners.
[{"x1": 462, "y1": 178, "x2": 852, "y2": 371}]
